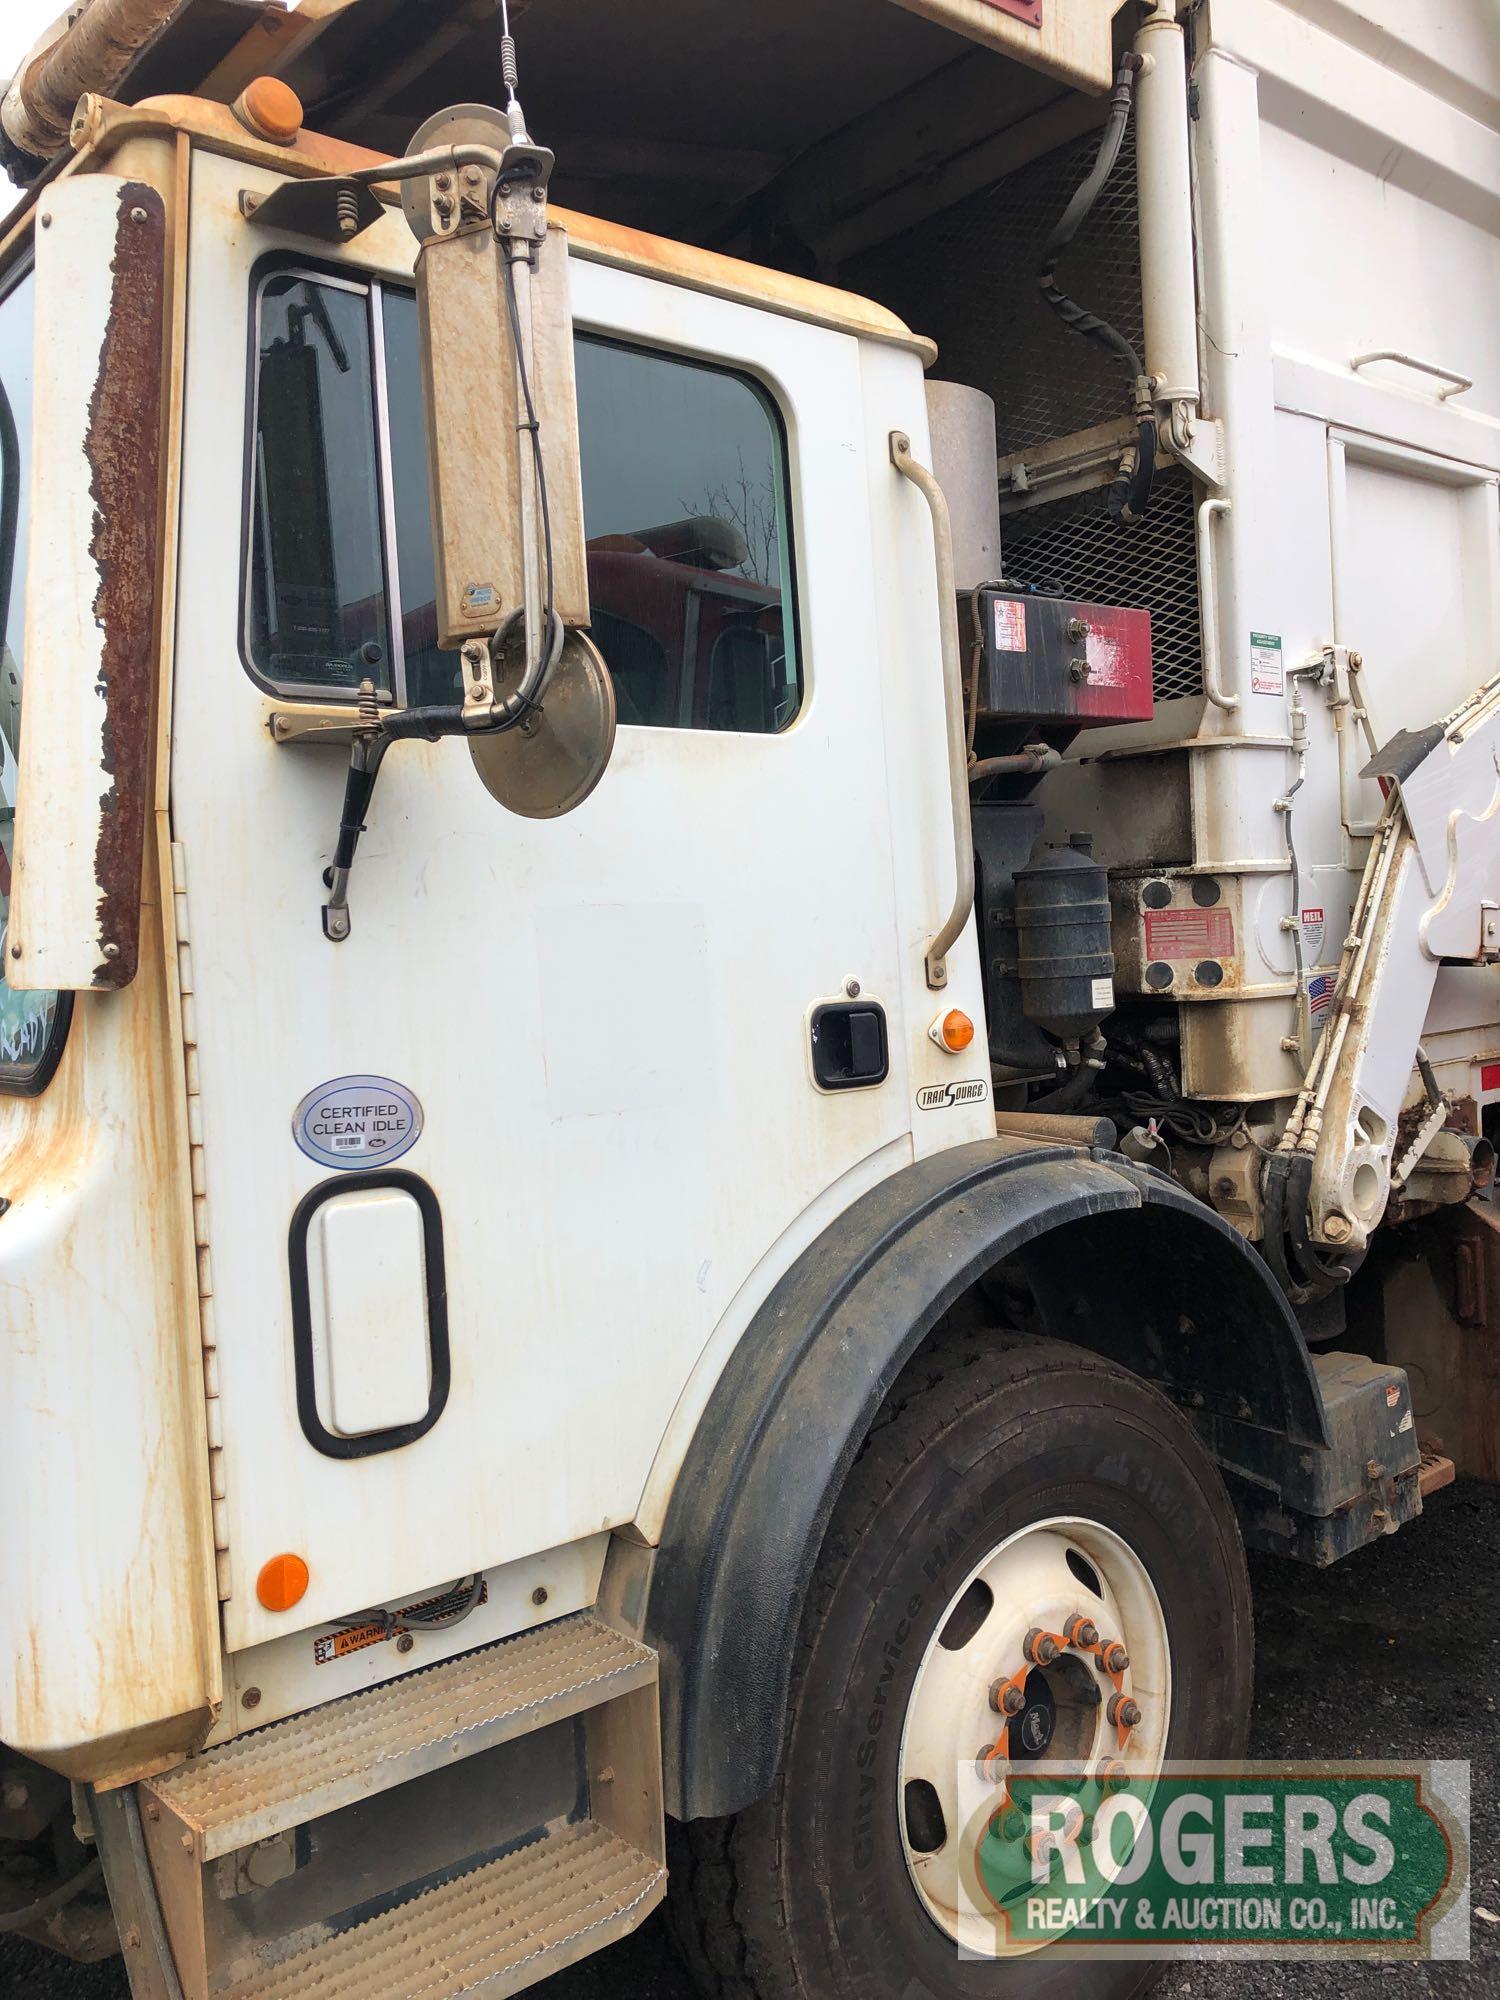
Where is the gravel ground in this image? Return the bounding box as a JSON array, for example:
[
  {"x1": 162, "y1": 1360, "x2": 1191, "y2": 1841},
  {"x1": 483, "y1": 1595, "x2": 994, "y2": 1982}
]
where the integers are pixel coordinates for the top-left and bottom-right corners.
[{"x1": 4, "y1": 1481, "x2": 1494, "y2": 1999}]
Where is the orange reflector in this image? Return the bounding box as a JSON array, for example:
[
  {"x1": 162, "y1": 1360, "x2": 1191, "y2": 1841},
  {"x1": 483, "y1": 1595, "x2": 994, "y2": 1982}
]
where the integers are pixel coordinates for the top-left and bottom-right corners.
[
  {"x1": 935, "y1": 1009, "x2": 975, "y2": 1052},
  {"x1": 257, "y1": 1552, "x2": 310, "y2": 1612},
  {"x1": 234, "y1": 76, "x2": 305, "y2": 146}
]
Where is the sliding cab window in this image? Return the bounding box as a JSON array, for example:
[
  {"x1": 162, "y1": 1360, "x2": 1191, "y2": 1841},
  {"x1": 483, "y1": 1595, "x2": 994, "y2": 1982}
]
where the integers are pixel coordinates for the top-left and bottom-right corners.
[
  {"x1": 245, "y1": 265, "x2": 801, "y2": 732},
  {"x1": 246, "y1": 268, "x2": 459, "y2": 706},
  {"x1": 0, "y1": 266, "x2": 70, "y2": 1095}
]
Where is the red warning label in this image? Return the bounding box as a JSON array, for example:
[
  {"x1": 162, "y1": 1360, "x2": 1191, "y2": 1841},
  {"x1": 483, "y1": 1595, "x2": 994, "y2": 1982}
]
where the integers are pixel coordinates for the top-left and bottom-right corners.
[{"x1": 1143, "y1": 908, "x2": 1236, "y2": 960}]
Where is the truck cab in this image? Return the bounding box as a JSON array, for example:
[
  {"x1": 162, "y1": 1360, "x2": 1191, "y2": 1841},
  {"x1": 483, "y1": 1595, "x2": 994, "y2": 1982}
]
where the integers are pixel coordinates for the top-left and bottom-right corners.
[{"x1": 0, "y1": 2, "x2": 1496, "y2": 1995}]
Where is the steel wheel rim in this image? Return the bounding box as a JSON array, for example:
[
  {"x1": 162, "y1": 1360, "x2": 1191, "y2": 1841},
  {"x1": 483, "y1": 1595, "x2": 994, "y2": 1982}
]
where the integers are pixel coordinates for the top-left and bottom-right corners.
[{"x1": 896, "y1": 1513, "x2": 1172, "y2": 1957}]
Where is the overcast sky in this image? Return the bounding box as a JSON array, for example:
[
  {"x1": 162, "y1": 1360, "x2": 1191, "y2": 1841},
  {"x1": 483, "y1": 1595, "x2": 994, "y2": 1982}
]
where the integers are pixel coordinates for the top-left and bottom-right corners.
[{"x1": 2, "y1": 3, "x2": 72, "y2": 86}]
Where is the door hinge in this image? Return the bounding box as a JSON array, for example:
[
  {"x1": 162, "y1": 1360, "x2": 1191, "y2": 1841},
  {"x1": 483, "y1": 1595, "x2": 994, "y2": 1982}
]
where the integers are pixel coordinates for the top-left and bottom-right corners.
[{"x1": 173, "y1": 839, "x2": 232, "y2": 1603}]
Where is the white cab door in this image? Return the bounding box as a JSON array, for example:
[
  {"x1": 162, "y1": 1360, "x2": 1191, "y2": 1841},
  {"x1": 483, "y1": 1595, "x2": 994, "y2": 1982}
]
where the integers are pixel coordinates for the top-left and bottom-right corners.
[{"x1": 175, "y1": 150, "x2": 964, "y2": 1650}]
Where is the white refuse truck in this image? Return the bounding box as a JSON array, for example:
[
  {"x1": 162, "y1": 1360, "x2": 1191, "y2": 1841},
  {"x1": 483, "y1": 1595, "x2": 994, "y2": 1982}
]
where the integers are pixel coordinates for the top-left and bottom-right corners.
[{"x1": 0, "y1": 0, "x2": 1495, "y2": 1993}]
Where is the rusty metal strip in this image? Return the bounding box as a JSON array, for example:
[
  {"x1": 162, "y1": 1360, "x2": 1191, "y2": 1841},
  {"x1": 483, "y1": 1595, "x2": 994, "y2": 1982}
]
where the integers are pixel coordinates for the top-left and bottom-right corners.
[{"x1": 88, "y1": 181, "x2": 168, "y2": 989}]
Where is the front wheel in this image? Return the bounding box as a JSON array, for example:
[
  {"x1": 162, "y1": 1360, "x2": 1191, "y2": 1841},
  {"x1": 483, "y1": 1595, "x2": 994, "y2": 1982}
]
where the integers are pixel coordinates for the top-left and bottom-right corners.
[{"x1": 669, "y1": 1331, "x2": 1253, "y2": 2000}]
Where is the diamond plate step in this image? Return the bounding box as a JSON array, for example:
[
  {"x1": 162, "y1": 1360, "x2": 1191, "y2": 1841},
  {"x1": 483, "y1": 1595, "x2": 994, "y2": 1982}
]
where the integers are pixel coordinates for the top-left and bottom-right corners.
[
  {"x1": 144, "y1": 1613, "x2": 656, "y2": 1859},
  {"x1": 223, "y1": 1818, "x2": 666, "y2": 2000}
]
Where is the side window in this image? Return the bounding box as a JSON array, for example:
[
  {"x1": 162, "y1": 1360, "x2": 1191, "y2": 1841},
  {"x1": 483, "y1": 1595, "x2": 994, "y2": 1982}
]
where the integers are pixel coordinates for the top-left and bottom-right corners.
[
  {"x1": 575, "y1": 338, "x2": 801, "y2": 732},
  {"x1": 244, "y1": 267, "x2": 801, "y2": 732},
  {"x1": 0, "y1": 266, "x2": 69, "y2": 1095},
  {"x1": 247, "y1": 269, "x2": 462, "y2": 706},
  {"x1": 247, "y1": 270, "x2": 395, "y2": 698}
]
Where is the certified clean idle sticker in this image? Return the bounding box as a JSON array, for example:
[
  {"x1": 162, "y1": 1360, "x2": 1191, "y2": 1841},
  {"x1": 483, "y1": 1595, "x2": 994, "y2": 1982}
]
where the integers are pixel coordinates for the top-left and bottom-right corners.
[{"x1": 293, "y1": 1074, "x2": 424, "y2": 1170}]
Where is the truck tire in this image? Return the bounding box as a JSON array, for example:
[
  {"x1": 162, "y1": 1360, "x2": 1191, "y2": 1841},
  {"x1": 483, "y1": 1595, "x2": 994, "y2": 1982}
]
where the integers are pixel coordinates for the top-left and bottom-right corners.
[{"x1": 668, "y1": 1329, "x2": 1253, "y2": 2000}]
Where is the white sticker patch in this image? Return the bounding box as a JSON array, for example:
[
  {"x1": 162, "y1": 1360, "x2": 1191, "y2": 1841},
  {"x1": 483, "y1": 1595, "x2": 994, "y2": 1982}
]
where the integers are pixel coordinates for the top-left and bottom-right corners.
[
  {"x1": 1300, "y1": 906, "x2": 1326, "y2": 962},
  {"x1": 294, "y1": 1074, "x2": 424, "y2": 1171},
  {"x1": 1250, "y1": 630, "x2": 1284, "y2": 695},
  {"x1": 1091, "y1": 976, "x2": 1115, "y2": 1009},
  {"x1": 1084, "y1": 630, "x2": 1124, "y2": 689},
  {"x1": 917, "y1": 1079, "x2": 989, "y2": 1111},
  {"x1": 993, "y1": 599, "x2": 1028, "y2": 653}
]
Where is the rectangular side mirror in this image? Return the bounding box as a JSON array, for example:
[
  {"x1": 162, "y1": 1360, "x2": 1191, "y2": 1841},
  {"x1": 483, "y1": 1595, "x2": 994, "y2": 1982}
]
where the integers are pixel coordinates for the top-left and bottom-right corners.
[
  {"x1": 416, "y1": 219, "x2": 589, "y2": 650},
  {"x1": 9, "y1": 175, "x2": 166, "y2": 992}
]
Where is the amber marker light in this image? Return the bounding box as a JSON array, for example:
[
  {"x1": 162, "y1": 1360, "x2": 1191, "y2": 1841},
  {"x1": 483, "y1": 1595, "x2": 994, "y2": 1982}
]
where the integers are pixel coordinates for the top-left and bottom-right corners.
[
  {"x1": 929, "y1": 1009, "x2": 976, "y2": 1053},
  {"x1": 233, "y1": 77, "x2": 305, "y2": 146},
  {"x1": 257, "y1": 1552, "x2": 310, "y2": 1612}
]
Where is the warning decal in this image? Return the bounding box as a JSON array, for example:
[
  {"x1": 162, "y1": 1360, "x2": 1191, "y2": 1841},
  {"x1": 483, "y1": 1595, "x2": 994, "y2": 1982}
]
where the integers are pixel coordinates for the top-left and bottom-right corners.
[
  {"x1": 312, "y1": 1580, "x2": 490, "y2": 1664},
  {"x1": 1143, "y1": 907, "x2": 1236, "y2": 960},
  {"x1": 1250, "y1": 631, "x2": 1284, "y2": 696},
  {"x1": 993, "y1": 598, "x2": 1028, "y2": 653},
  {"x1": 313, "y1": 1620, "x2": 389, "y2": 1666}
]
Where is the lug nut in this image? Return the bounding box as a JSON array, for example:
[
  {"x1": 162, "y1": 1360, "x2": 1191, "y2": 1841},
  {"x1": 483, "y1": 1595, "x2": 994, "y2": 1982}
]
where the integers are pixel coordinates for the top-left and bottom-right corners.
[
  {"x1": 1101, "y1": 1641, "x2": 1129, "y2": 1674},
  {"x1": 990, "y1": 1681, "x2": 1027, "y2": 1716},
  {"x1": 1108, "y1": 1694, "x2": 1142, "y2": 1729},
  {"x1": 994, "y1": 1806, "x2": 1027, "y2": 1843},
  {"x1": 1023, "y1": 1628, "x2": 1059, "y2": 1666},
  {"x1": 976, "y1": 1744, "x2": 1007, "y2": 1780},
  {"x1": 1064, "y1": 1615, "x2": 1099, "y2": 1648}
]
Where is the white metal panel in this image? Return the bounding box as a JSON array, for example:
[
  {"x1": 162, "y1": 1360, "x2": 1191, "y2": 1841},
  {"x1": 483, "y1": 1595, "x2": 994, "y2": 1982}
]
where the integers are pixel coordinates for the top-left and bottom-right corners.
[
  {"x1": 1331, "y1": 436, "x2": 1500, "y2": 833},
  {"x1": 9, "y1": 174, "x2": 162, "y2": 993},
  {"x1": 0, "y1": 174, "x2": 220, "y2": 1776},
  {"x1": 0, "y1": 912, "x2": 222, "y2": 1774},
  {"x1": 176, "y1": 152, "x2": 990, "y2": 1652},
  {"x1": 1259, "y1": 118, "x2": 1500, "y2": 425},
  {"x1": 307, "y1": 1187, "x2": 431, "y2": 1436}
]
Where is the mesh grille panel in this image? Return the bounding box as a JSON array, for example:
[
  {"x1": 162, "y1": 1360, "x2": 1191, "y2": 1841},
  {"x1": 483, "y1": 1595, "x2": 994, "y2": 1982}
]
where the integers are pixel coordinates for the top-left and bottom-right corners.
[
  {"x1": 844, "y1": 123, "x2": 1143, "y2": 458},
  {"x1": 1002, "y1": 468, "x2": 1203, "y2": 703}
]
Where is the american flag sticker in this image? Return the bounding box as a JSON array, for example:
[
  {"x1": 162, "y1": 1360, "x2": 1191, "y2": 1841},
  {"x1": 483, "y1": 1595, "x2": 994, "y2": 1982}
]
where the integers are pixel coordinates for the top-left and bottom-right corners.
[{"x1": 1308, "y1": 973, "x2": 1334, "y2": 1018}]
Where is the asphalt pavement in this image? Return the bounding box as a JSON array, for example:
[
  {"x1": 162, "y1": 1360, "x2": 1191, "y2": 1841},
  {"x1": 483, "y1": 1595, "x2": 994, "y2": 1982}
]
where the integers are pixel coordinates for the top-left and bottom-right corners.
[{"x1": 3, "y1": 1481, "x2": 1496, "y2": 1999}]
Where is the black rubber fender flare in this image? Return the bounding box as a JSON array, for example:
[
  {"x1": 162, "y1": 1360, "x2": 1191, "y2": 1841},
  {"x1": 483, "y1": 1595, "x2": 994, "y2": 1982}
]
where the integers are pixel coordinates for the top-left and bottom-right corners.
[{"x1": 645, "y1": 1137, "x2": 1324, "y2": 1821}]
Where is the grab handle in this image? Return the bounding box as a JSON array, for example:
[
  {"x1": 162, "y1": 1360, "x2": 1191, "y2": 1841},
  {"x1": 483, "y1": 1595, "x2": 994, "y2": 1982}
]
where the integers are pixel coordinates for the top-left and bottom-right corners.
[
  {"x1": 890, "y1": 431, "x2": 975, "y2": 990},
  {"x1": 1351, "y1": 351, "x2": 1472, "y2": 401}
]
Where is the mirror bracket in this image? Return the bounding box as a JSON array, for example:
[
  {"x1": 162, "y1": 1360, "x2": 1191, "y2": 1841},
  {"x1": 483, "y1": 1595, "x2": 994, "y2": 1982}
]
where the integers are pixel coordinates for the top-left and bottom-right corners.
[{"x1": 239, "y1": 178, "x2": 386, "y2": 245}]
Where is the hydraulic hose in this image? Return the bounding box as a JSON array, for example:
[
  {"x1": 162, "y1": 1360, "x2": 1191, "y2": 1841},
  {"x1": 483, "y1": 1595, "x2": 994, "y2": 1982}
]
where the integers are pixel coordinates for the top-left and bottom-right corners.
[
  {"x1": 1037, "y1": 56, "x2": 1156, "y2": 525},
  {"x1": 1029, "y1": 1061, "x2": 1100, "y2": 1115}
]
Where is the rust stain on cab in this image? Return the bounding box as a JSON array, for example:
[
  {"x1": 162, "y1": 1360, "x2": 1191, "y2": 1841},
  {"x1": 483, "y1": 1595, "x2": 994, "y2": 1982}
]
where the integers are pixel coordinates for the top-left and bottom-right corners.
[{"x1": 86, "y1": 181, "x2": 166, "y2": 990}]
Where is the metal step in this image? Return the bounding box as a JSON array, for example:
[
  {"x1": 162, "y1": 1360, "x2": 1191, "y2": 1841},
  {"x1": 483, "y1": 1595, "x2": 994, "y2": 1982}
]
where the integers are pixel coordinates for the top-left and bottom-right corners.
[
  {"x1": 143, "y1": 1613, "x2": 657, "y2": 1859},
  {"x1": 223, "y1": 1818, "x2": 666, "y2": 2000}
]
